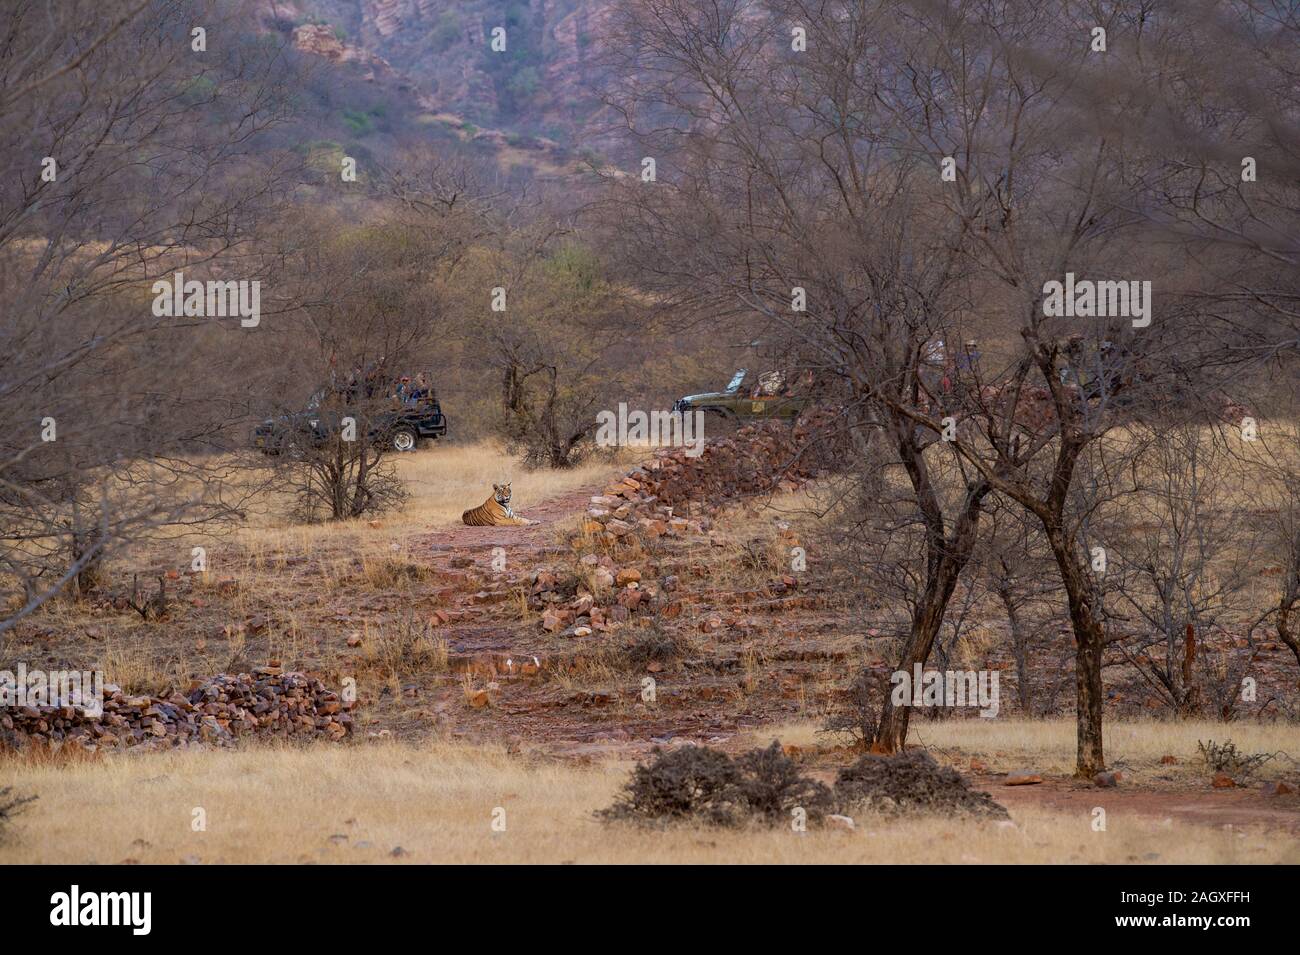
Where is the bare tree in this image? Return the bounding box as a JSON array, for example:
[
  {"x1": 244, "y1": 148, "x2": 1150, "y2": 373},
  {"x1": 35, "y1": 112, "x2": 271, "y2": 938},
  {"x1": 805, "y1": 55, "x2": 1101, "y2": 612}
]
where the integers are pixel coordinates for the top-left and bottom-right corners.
[
  {"x1": 486, "y1": 237, "x2": 632, "y2": 469},
  {"x1": 597, "y1": 0, "x2": 1284, "y2": 775},
  {"x1": 598, "y1": 0, "x2": 999, "y2": 753},
  {"x1": 0, "y1": 0, "x2": 300, "y2": 632},
  {"x1": 982, "y1": 501, "x2": 1063, "y2": 717},
  {"x1": 255, "y1": 215, "x2": 448, "y2": 522},
  {"x1": 1270, "y1": 480, "x2": 1300, "y2": 669},
  {"x1": 1250, "y1": 410, "x2": 1300, "y2": 670},
  {"x1": 1105, "y1": 425, "x2": 1256, "y2": 715}
]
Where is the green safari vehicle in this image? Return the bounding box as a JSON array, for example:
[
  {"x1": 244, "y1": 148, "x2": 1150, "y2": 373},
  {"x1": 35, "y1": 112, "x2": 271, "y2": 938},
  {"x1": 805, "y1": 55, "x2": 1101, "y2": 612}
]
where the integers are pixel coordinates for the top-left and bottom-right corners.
[{"x1": 672, "y1": 369, "x2": 810, "y2": 423}]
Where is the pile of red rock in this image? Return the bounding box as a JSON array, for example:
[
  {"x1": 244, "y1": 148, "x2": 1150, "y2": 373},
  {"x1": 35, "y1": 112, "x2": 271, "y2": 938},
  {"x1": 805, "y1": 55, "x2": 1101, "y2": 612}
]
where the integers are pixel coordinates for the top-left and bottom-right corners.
[
  {"x1": 634, "y1": 421, "x2": 823, "y2": 510},
  {"x1": 530, "y1": 560, "x2": 665, "y2": 636},
  {"x1": 0, "y1": 667, "x2": 353, "y2": 754},
  {"x1": 582, "y1": 421, "x2": 824, "y2": 547},
  {"x1": 528, "y1": 423, "x2": 826, "y2": 637}
]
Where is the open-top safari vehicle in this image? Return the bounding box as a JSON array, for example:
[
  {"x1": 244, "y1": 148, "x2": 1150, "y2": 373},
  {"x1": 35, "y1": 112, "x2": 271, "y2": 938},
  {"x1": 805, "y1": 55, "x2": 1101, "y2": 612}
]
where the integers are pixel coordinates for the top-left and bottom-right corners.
[
  {"x1": 253, "y1": 373, "x2": 447, "y2": 455},
  {"x1": 672, "y1": 369, "x2": 811, "y2": 424}
]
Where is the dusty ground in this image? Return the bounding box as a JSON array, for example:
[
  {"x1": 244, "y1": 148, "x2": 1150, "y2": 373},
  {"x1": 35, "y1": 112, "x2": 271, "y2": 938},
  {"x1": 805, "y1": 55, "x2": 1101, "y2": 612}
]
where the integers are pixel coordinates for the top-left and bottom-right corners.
[
  {"x1": 3, "y1": 440, "x2": 1299, "y2": 863},
  {"x1": 757, "y1": 719, "x2": 1300, "y2": 837}
]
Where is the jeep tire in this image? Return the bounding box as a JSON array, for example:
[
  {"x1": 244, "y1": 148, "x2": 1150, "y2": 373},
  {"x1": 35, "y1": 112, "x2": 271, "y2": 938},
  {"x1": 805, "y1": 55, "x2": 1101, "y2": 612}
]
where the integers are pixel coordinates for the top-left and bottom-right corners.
[{"x1": 390, "y1": 424, "x2": 419, "y2": 453}]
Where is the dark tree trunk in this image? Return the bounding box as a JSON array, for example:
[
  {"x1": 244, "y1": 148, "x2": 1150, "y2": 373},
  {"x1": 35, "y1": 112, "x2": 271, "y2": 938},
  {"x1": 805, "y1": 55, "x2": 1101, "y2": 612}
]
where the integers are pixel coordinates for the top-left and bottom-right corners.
[
  {"x1": 1278, "y1": 587, "x2": 1300, "y2": 669},
  {"x1": 1073, "y1": 633, "x2": 1106, "y2": 775},
  {"x1": 1047, "y1": 528, "x2": 1107, "y2": 776},
  {"x1": 1280, "y1": 612, "x2": 1300, "y2": 668},
  {"x1": 873, "y1": 588, "x2": 949, "y2": 752},
  {"x1": 1178, "y1": 623, "x2": 1200, "y2": 717},
  {"x1": 872, "y1": 474, "x2": 990, "y2": 753},
  {"x1": 999, "y1": 586, "x2": 1034, "y2": 716}
]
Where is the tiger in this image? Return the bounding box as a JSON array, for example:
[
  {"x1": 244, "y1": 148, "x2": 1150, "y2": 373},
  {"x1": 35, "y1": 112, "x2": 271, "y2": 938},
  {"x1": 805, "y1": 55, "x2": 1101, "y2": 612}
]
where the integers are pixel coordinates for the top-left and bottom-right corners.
[{"x1": 461, "y1": 482, "x2": 539, "y2": 527}]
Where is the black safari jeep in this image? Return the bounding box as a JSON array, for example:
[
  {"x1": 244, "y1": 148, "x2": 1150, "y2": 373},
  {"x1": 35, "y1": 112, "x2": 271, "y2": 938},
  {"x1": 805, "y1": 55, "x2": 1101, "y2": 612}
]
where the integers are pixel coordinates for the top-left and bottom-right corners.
[{"x1": 253, "y1": 382, "x2": 447, "y2": 455}]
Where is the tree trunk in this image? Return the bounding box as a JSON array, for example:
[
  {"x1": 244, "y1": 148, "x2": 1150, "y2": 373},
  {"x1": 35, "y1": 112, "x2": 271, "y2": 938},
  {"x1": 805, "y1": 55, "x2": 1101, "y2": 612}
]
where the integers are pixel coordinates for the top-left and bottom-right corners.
[
  {"x1": 1278, "y1": 595, "x2": 1300, "y2": 669},
  {"x1": 999, "y1": 586, "x2": 1034, "y2": 716},
  {"x1": 1178, "y1": 622, "x2": 1199, "y2": 717},
  {"x1": 1047, "y1": 529, "x2": 1107, "y2": 776},
  {"x1": 1073, "y1": 633, "x2": 1105, "y2": 775},
  {"x1": 872, "y1": 474, "x2": 991, "y2": 754},
  {"x1": 873, "y1": 593, "x2": 947, "y2": 752}
]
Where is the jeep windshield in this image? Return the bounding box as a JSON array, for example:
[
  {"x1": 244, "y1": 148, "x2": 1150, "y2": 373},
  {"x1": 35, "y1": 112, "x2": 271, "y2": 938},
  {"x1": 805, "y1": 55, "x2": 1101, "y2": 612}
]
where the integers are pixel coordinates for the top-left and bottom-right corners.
[{"x1": 726, "y1": 369, "x2": 747, "y2": 393}]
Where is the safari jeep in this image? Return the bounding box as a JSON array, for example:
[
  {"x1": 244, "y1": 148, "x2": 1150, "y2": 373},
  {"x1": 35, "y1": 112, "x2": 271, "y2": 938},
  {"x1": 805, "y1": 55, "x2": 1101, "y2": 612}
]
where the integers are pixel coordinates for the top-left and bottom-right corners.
[
  {"x1": 253, "y1": 380, "x2": 447, "y2": 455},
  {"x1": 672, "y1": 369, "x2": 810, "y2": 423}
]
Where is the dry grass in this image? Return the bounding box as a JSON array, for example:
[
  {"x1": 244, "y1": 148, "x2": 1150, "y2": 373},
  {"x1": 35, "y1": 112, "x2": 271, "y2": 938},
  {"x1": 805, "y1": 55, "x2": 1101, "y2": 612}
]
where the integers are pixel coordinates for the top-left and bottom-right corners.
[
  {"x1": 387, "y1": 442, "x2": 634, "y2": 527},
  {"x1": 358, "y1": 614, "x2": 450, "y2": 679},
  {"x1": 5, "y1": 431, "x2": 1298, "y2": 864},
  {"x1": 91, "y1": 632, "x2": 196, "y2": 697},
  {"x1": 232, "y1": 441, "x2": 632, "y2": 554},
  {"x1": 1, "y1": 441, "x2": 631, "y2": 689},
  {"x1": 752, "y1": 718, "x2": 1300, "y2": 778},
  {"x1": 1, "y1": 734, "x2": 1294, "y2": 864}
]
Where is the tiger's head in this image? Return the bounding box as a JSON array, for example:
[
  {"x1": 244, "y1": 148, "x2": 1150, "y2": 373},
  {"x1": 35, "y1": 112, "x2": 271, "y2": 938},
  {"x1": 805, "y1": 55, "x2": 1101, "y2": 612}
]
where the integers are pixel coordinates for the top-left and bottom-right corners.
[{"x1": 493, "y1": 482, "x2": 512, "y2": 506}]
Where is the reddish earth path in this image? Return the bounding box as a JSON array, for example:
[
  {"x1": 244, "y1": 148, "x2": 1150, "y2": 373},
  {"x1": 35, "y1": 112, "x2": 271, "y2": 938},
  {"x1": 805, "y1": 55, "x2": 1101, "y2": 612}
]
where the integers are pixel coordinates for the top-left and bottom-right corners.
[
  {"x1": 369, "y1": 475, "x2": 858, "y2": 758},
  {"x1": 986, "y1": 774, "x2": 1300, "y2": 836},
  {"x1": 386, "y1": 480, "x2": 1300, "y2": 837},
  {"x1": 411, "y1": 485, "x2": 608, "y2": 661}
]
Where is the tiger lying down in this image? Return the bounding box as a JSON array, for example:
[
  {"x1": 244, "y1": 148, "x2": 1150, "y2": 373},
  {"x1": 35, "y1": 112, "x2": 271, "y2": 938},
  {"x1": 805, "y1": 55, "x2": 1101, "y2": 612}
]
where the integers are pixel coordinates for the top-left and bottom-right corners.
[{"x1": 461, "y1": 483, "x2": 539, "y2": 526}]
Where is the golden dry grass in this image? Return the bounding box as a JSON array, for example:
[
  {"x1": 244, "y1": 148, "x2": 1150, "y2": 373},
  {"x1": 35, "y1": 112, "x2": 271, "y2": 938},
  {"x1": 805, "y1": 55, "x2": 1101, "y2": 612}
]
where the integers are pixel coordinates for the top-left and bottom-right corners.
[
  {"x1": 5, "y1": 432, "x2": 1299, "y2": 864},
  {"x1": 0, "y1": 441, "x2": 632, "y2": 688},
  {"x1": 232, "y1": 441, "x2": 633, "y2": 554},
  {"x1": 749, "y1": 718, "x2": 1300, "y2": 777},
  {"x1": 2, "y1": 722, "x2": 1297, "y2": 864},
  {"x1": 389, "y1": 442, "x2": 636, "y2": 525}
]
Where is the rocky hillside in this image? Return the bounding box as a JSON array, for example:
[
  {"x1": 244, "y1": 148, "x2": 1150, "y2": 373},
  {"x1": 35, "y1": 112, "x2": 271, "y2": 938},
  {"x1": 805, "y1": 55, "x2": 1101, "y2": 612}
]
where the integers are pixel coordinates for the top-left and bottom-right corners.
[{"x1": 256, "y1": 0, "x2": 622, "y2": 178}]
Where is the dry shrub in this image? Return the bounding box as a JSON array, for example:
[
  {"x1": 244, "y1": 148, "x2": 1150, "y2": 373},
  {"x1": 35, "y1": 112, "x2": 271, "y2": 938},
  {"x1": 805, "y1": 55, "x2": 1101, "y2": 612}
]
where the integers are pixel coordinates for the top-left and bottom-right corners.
[
  {"x1": 732, "y1": 742, "x2": 835, "y2": 824},
  {"x1": 363, "y1": 615, "x2": 448, "y2": 678},
  {"x1": 737, "y1": 537, "x2": 782, "y2": 574},
  {"x1": 620, "y1": 623, "x2": 689, "y2": 670},
  {"x1": 94, "y1": 636, "x2": 178, "y2": 697},
  {"x1": 824, "y1": 668, "x2": 886, "y2": 745},
  {"x1": 599, "y1": 741, "x2": 833, "y2": 827},
  {"x1": 834, "y1": 750, "x2": 1009, "y2": 819},
  {"x1": 1197, "y1": 739, "x2": 1276, "y2": 778},
  {"x1": 362, "y1": 558, "x2": 437, "y2": 589},
  {"x1": 288, "y1": 457, "x2": 410, "y2": 525},
  {"x1": 0, "y1": 785, "x2": 36, "y2": 842}
]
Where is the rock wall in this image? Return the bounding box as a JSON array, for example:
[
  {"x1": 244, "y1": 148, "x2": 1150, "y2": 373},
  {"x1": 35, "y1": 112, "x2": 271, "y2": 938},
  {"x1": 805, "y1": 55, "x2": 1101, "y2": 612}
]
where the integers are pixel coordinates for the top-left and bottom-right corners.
[
  {"x1": 526, "y1": 421, "x2": 827, "y2": 639},
  {"x1": 1, "y1": 668, "x2": 353, "y2": 754},
  {"x1": 593, "y1": 417, "x2": 832, "y2": 526}
]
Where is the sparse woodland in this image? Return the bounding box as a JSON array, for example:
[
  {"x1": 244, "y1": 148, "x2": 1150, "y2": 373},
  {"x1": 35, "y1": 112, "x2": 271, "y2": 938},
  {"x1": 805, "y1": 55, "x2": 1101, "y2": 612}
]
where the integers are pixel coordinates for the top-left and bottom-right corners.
[
  {"x1": 1, "y1": 0, "x2": 1300, "y2": 867},
  {"x1": 596, "y1": 0, "x2": 1300, "y2": 774}
]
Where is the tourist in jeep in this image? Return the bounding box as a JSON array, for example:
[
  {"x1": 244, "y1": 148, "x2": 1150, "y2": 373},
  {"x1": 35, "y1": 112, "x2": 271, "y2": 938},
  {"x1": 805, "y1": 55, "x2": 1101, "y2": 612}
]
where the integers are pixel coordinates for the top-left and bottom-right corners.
[{"x1": 673, "y1": 369, "x2": 810, "y2": 423}]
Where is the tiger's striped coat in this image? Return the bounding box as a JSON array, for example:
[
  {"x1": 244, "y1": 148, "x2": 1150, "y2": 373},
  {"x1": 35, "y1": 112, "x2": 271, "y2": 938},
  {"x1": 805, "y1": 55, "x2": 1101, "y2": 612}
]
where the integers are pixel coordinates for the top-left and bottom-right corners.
[{"x1": 461, "y1": 483, "x2": 538, "y2": 526}]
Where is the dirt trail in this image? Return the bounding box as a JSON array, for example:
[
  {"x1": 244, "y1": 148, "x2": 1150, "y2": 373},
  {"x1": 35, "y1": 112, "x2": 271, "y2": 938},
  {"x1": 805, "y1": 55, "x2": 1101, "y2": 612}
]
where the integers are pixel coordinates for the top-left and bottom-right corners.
[
  {"x1": 392, "y1": 479, "x2": 1300, "y2": 838},
  {"x1": 986, "y1": 774, "x2": 1300, "y2": 835},
  {"x1": 373, "y1": 469, "x2": 857, "y2": 757}
]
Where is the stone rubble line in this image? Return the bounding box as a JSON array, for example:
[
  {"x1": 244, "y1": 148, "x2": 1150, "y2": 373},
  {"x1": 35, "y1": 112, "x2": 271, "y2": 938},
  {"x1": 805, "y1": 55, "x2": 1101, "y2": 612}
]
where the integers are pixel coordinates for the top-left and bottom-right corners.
[
  {"x1": 532, "y1": 418, "x2": 832, "y2": 638},
  {"x1": 1, "y1": 667, "x2": 354, "y2": 753}
]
